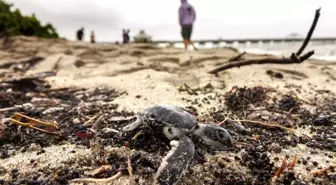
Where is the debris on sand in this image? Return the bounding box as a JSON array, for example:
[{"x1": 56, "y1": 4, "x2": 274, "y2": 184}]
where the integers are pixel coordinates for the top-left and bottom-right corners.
[
  {"x1": 1, "y1": 72, "x2": 335, "y2": 184},
  {"x1": 177, "y1": 83, "x2": 214, "y2": 95},
  {"x1": 9, "y1": 112, "x2": 61, "y2": 137},
  {"x1": 277, "y1": 94, "x2": 301, "y2": 112},
  {"x1": 224, "y1": 86, "x2": 269, "y2": 111},
  {"x1": 0, "y1": 56, "x2": 44, "y2": 72},
  {"x1": 0, "y1": 71, "x2": 56, "y2": 92},
  {"x1": 0, "y1": 70, "x2": 135, "y2": 183}
]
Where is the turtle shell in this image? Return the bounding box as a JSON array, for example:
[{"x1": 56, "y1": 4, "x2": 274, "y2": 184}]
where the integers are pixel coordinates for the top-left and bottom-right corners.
[{"x1": 141, "y1": 104, "x2": 197, "y2": 130}]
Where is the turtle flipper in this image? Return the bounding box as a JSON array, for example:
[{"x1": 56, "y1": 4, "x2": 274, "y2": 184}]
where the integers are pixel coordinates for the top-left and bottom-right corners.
[
  {"x1": 122, "y1": 116, "x2": 144, "y2": 131},
  {"x1": 154, "y1": 136, "x2": 195, "y2": 185}
]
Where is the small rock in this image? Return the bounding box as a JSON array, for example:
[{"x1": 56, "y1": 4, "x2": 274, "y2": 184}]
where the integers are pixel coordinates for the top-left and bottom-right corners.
[
  {"x1": 11, "y1": 169, "x2": 18, "y2": 174},
  {"x1": 28, "y1": 143, "x2": 41, "y2": 152},
  {"x1": 1, "y1": 150, "x2": 9, "y2": 159},
  {"x1": 302, "y1": 160, "x2": 308, "y2": 165},
  {"x1": 102, "y1": 128, "x2": 120, "y2": 134},
  {"x1": 269, "y1": 143, "x2": 282, "y2": 153},
  {"x1": 22, "y1": 103, "x2": 35, "y2": 112},
  {"x1": 75, "y1": 94, "x2": 84, "y2": 99},
  {"x1": 313, "y1": 115, "x2": 331, "y2": 125},
  {"x1": 42, "y1": 107, "x2": 64, "y2": 114},
  {"x1": 135, "y1": 95, "x2": 141, "y2": 99},
  {"x1": 37, "y1": 149, "x2": 46, "y2": 155},
  {"x1": 312, "y1": 161, "x2": 318, "y2": 166},
  {"x1": 73, "y1": 118, "x2": 81, "y2": 124}
]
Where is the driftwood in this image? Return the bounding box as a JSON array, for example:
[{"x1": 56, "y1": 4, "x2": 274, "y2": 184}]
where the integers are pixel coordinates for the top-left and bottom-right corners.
[
  {"x1": 70, "y1": 172, "x2": 123, "y2": 183},
  {"x1": 209, "y1": 8, "x2": 321, "y2": 75},
  {"x1": 1, "y1": 71, "x2": 56, "y2": 83},
  {"x1": 52, "y1": 56, "x2": 63, "y2": 70},
  {"x1": 0, "y1": 56, "x2": 44, "y2": 71},
  {"x1": 228, "y1": 52, "x2": 246, "y2": 62},
  {"x1": 296, "y1": 8, "x2": 321, "y2": 56},
  {"x1": 210, "y1": 51, "x2": 314, "y2": 74}
]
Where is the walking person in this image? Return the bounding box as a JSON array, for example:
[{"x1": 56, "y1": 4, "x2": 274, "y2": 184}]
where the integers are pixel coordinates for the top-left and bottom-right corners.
[{"x1": 179, "y1": 0, "x2": 197, "y2": 50}]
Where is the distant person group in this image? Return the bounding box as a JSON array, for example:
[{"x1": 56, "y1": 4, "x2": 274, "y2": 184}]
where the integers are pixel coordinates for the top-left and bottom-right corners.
[
  {"x1": 76, "y1": 27, "x2": 95, "y2": 43},
  {"x1": 76, "y1": 27, "x2": 131, "y2": 45},
  {"x1": 75, "y1": 0, "x2": 197, "y2": 51}
]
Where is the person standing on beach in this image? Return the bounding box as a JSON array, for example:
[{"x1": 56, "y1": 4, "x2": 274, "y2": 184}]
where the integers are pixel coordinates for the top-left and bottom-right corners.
[
  {"x1": 76, "y1": 27, "x2": 84, "y2": 41},
  {"x1": 122, "y1": 29, "x2": 130, "y2": 44},
  {"x1": 179, "y1": 0, "x2": 197, "y2": 50},
  {"x1": 90, "y1": 31, "x2": 96, "y2": 43}
]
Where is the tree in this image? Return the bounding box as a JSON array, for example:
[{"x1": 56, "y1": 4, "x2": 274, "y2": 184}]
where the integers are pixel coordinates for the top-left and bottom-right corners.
[{"x1": 0, "y1": 0, "x2": 59, "y2": 38}]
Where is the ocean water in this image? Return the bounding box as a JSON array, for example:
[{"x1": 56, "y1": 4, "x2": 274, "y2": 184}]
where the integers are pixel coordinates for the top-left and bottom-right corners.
[{"x1": 162, "y1": 41, "x2": 336, "y2": 62}]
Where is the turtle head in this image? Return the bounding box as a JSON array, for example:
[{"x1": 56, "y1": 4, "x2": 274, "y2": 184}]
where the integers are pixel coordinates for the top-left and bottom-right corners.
[
  {"x1": 189, "y1": 123, "x2": 206, "y2": 137},
  {"x1": 191, "y1": 123, "x2": 233, "y2": 149}
]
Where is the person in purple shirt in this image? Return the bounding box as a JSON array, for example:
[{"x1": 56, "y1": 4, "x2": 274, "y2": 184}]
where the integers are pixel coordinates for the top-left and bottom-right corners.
[{"x1": 179, "y1": 0, "x2": 197, "y2": 50}]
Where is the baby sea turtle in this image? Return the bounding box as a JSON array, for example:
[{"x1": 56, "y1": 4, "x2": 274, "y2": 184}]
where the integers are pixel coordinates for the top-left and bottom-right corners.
[{"x1": 122, "y1": 104, "x2": 233, "y2": 185}]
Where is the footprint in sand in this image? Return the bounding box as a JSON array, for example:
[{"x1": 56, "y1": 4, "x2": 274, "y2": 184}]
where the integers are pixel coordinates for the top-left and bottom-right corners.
[
  {"x1": 270, "y1": 68, "x2": 309, "y2": 80},
  {"x1": 107, "y1": 66, "x2": 149, "y2": 77},
  {"x1": 131, "y1": 44, "x2": 161, "y2": 50},
  {"x1": 147, "y1": 57, "x2": 180, "y2": 64},
  {"x1": 180, "y1": 56, "x2": 225, "y2": 66}
]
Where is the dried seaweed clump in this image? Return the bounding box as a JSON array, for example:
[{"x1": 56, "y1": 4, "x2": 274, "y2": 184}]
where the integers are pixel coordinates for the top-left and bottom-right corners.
[
  {"x1": 241, "y1": 145, "x2": 274, "y2": 184},
  {"x1": 277, "y1": 95, "x2": 301, "y2": 111},
  {"x1": 316, "y1": 98, "x2": 336, "y2": 114},
  {"x1": 224, "y1": 86, "x2": 269, "y2": 111}
]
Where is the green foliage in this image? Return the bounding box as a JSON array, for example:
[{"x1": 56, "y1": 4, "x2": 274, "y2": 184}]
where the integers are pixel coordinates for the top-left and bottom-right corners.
[{"x1": 0, "y1": 0, "x2": 59, "y2": 38}]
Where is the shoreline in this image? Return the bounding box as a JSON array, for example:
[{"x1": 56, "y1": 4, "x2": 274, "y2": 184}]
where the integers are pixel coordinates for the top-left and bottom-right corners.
[
  {"x1": 160, "y1": 42, "x2": 336, "y2": 62},
  {"x1": 151, "y1": 39, "x2": 336, "y2": 62},
  {"x1": 238, "y1": 47, "x2": 336, "y2": 62}
]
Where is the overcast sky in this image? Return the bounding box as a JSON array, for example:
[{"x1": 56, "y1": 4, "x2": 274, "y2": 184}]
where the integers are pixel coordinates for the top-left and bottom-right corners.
[{"x1": 6, "y1": 0, "x2": 336, "y2": 42}]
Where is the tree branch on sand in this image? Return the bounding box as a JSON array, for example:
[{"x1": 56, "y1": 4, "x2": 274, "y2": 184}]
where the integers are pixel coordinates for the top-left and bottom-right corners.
[
  {"x1": 209, "y1": 8, "x2": 321, "y2": 75},
  {"x1": 228, "y1": 52, "x2": 246, "y2": 62},
  {"x1": 296, "y1": 8, "x2": 321, "y2": 56}
]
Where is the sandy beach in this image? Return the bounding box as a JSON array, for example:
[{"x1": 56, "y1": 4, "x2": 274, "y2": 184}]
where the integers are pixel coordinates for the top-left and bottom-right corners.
[{"x1": 0, "y1": 36, "x2": 336, "y2": 185}]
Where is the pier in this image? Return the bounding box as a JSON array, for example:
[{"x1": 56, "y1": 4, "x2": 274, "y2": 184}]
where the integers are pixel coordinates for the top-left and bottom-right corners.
[{"x1": 151, "y1": 37, "x2": 336, "y2": 45}]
